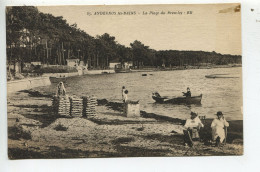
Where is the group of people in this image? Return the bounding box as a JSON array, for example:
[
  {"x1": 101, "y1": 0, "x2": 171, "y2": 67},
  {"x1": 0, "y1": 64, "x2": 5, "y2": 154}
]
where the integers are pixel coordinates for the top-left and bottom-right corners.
[
  {"x1": 121, "y1": 86, "x2": 229, "y2": 147},
  {"x1": 57, "y1": 82, "x2": 229, "y2": 148},
  {"x1": 183, "y1": 111, "x2": 229, "y2": 147},
  {"x1": 182, "y1": 87, "x2": 230, "y2": 147}
]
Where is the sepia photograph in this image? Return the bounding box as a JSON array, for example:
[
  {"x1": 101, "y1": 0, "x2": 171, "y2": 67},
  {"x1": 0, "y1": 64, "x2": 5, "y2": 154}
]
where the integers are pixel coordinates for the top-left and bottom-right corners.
[{"x1": 6, "y1": 3, "x2": 243, "y2": 159}]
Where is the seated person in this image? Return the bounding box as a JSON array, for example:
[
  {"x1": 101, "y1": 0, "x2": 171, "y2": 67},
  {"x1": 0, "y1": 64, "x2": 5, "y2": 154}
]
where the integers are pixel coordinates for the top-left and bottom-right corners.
[
  {"x1": 182, "y1": 87, "x2": 191, "y2": 97},
  {"x1": 183, "y1": 112, "x2": 204, "y2": 146},
  {"x1": 211, "y1": 111, "x2": 229, "y2": 147}
]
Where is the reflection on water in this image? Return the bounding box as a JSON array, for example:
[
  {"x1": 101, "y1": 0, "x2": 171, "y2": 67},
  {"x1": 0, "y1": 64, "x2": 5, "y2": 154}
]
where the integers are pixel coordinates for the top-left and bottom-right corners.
[{"x1": 40, "y1": 67, "x2": 242, "y2": 120}]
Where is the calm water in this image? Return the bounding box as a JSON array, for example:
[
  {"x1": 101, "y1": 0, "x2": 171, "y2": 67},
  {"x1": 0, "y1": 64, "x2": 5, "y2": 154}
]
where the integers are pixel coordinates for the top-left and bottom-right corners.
[{"x1": 39, "y1": 67, "x2": 243, "y2": 121}]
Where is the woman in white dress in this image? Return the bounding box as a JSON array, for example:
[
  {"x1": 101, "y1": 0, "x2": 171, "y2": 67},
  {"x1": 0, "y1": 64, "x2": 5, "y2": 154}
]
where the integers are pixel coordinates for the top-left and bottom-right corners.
[{"x1": 211, "y1": 111, "x2": 229, "y2": 147}]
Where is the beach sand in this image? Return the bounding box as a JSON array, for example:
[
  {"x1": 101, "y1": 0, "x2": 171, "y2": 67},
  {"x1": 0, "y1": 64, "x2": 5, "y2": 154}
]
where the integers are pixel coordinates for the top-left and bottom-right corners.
[{"x1": 8, "y1": 90, "x2": 243, "y2": 159}]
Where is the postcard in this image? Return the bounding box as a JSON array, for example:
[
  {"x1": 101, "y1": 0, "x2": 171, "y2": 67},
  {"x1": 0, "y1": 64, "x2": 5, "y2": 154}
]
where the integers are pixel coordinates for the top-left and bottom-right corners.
[{"x1": 6, "y1": 3, "x2": 242, "y2": 159}]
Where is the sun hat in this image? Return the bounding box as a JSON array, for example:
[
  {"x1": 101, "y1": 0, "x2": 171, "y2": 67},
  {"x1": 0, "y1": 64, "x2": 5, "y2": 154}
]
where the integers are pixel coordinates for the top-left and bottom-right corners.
[
  {"x1": 190, "y1": 112, "x2": 198, "y2": 116},
  {"x1": 216, "y1": 111, "x2": 223, "y2": 116}
]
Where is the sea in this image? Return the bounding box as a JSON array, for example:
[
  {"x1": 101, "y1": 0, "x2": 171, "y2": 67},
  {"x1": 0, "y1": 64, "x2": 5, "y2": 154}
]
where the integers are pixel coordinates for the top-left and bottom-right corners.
[{"x1": 38, "y1": 67, "x2": 243, "y2": 121}]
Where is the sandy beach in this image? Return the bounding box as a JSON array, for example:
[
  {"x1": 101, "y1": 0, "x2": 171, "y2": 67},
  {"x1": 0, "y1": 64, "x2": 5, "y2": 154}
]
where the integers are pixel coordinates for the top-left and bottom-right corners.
[{"x1": 7, "y1": 89, "x2": 243, "y2": 159}]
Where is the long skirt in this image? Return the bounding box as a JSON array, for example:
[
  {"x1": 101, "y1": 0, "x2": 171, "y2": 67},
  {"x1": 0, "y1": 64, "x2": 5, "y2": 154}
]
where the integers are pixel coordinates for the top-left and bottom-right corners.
[{"x1": 212, "y1": 127, "x2": 226, "y2": 143}]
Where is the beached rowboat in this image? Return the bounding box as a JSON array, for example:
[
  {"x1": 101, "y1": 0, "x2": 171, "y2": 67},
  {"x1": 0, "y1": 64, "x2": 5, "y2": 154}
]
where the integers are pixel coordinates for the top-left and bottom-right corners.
[{"x1": 152, "y1": 92, "x2": 202, "y2": 104}]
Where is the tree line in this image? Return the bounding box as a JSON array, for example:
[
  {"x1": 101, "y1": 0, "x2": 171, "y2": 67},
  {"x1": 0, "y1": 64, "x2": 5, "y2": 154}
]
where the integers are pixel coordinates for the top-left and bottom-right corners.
[{"x1": 6, "y1": 6, "x2": 242, "y2": 70}]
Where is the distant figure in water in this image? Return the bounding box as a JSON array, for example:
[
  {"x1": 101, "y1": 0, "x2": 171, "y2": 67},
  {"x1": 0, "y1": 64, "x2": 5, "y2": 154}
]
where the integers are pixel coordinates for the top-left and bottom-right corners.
[
  {"x1": 56, "y1": 82, "x2": 66, "y2": 96},
  {"x1": 182, "y1": 87, "x2": 191, "y2": 97},
  {"x1": 123, "y1": 90, "x2": 128, "y2": 103},
  {"x1": 122, "y1": 86, "x2": 126, "y2": 101},
  {"x1": 211, "y1": 111, "x2": 229, "y2": 147},
  {"x1": 183, "y1": 112, "x2": 204, "y2": 147}
]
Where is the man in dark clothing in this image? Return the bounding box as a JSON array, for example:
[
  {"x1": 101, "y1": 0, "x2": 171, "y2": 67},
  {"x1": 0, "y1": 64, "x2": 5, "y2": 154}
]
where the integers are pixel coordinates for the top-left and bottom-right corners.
[{"x1": 183, "y1": 87, "x2": 191, "y2": 97}]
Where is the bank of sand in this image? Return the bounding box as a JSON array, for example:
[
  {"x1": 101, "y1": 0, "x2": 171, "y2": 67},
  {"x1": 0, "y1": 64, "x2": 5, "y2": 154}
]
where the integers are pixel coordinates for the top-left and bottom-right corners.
[{"x1": 7, "y1": 90, "x2": 243, "y2": 159}]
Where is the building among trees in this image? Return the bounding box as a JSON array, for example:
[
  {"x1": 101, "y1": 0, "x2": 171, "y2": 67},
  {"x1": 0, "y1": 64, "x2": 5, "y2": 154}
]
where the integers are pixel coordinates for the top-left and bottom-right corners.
[{"x1": 6, "y1": 6, "x2": 242, "y2": 75}]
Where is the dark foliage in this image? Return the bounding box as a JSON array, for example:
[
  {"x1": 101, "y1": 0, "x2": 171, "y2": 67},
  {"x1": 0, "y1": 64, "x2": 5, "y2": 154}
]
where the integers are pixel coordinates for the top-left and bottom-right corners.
[{"x1": 6, "y1": 6, "x2": 241, "y2": 70}]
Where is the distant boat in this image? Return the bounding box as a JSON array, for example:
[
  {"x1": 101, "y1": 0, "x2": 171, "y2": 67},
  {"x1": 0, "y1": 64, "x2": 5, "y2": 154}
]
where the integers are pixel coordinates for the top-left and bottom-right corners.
[
  {"x1": 152, "y1": 92, "x2": 202, "y2": 104},
  {"x1": 115, "y1": 68, "x2": 131, "y2": 73},
  {"x1": 205, "y1": 74, "x2": 239, "y2": 79},
  {"x1": 49, "y1": 77, "x2": 67, "y2": 83}
]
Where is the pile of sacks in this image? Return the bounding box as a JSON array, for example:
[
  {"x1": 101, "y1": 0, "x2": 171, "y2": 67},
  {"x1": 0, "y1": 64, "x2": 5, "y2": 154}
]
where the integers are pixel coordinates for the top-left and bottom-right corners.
[
  {"x1": 52, "y1": 95, "x2": 70, "y2": 117},
  {"x1": 82, "y1": 95, "x2": 97, "y2": 117},
  {"x1": 52, "y1": 95, "x2": 97, "y2": 118},
  {"x1": 52, "y1": 82, "x2": 97, "y2": 118},
  {"x1": 70, "y1": 96, "x2": 83, "y2": 117}
]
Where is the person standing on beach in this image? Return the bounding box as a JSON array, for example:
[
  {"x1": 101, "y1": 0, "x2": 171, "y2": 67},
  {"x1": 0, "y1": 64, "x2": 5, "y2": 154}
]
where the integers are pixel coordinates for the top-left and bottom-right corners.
[
  {"x1": 123, "y1": 90, "x2": 128, "y2": 103},
  {"x1": 182, "y1": 87, "x2": 191, "y2": 97},
  {"x1": 56, "y1": 82, "x2": 66, "y2": 97},
  {"x1": 183, "y1": 112, "x2": 204, "y2": 146},
  {"x1": 211, "y1": 111, "x2": 229, "y2": 147},
  {"x1": 122, "y1": 89, "x2": 128, "y2": 115},
  {"x1": 122, "y1": 86, "x2": 126, "y2": 101}
]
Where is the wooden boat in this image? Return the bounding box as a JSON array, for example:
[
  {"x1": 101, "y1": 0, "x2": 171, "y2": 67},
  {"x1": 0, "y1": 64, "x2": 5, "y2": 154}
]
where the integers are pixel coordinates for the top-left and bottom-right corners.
[
  {"x1": 205, "y1": 74, "x2": 239, "y2": 79},
  {"x1": 115, "y1": 68, "x2": 131, "y2": 73},
  {"x1": 49, "y1": 77, "x2": 68, "y2": 83},
  {"x1": 152, "y1": 92, "x2": 202, "y2": 104}
]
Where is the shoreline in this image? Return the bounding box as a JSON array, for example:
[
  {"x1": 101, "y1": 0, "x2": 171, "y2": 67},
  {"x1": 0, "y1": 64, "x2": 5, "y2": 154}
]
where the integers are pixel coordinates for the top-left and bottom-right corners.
[
  {"x1": 130, "y1": 64, "x2": 242, "y2": 72},
  {"x1": 8, "y1": 89, "x2": 243, "y2": 159},
  {"x1": 6, "y1": 65, "x2": 242, "y2": 94},
  {"x1": 7, "y1": 64, "x2": 242, "y2": 82},
  {"x1": 7, "y1": 77, "x2": 51, "y2": 93}
]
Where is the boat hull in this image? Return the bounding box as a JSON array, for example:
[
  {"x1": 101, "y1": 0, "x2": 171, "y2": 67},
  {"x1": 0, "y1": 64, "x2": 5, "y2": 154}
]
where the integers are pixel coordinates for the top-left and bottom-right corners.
[
  {"x1": 205, "y1": 74, "x2": 239, "y2": 79},
  {"x1": 152, "y1": 94, "x2": 202, "y2": 104},
  {"x1": 115, "y1": 68, "x2": 131, "y2": 73}
]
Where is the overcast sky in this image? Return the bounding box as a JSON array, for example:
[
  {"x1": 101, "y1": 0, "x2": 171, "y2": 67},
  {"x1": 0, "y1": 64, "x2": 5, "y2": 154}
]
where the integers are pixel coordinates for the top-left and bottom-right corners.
[{"x1": 37, "y1": 4, "x2": 241, "y2": 55}]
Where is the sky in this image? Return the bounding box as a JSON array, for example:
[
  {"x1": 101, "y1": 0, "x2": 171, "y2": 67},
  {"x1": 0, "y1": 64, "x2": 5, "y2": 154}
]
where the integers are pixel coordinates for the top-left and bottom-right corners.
[{"x1": 37, "y1": 4, "x2": 241, "y2": 55}]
